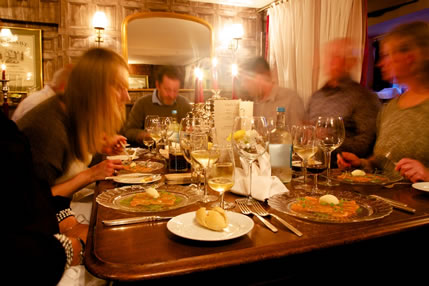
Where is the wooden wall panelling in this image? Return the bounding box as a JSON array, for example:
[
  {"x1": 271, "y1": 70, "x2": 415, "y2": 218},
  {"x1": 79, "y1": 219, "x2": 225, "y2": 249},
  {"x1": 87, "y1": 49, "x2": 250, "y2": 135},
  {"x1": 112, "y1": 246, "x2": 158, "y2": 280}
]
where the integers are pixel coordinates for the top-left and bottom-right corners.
[{"x1": 1, "y1": 0, "x2": 261, "y2": 90}]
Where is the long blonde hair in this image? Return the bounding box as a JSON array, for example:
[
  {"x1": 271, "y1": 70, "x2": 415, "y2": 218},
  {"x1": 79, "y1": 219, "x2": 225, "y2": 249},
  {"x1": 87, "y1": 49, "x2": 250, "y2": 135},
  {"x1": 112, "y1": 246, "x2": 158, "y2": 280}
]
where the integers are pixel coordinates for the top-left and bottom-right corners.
[{"x1": 64, "y1": 48, "x2": 128, "y2": 161}]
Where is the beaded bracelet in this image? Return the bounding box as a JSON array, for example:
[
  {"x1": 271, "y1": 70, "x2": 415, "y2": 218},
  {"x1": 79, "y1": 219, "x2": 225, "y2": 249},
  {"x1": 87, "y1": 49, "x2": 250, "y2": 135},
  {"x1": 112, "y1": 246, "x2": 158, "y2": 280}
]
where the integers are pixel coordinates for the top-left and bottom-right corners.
[
  {"x1": 54, "y1": 233, "x2": 73, "y2": 269},
  {"x1": 56, "y1": 208, "x2": 75, "y2": 223}
]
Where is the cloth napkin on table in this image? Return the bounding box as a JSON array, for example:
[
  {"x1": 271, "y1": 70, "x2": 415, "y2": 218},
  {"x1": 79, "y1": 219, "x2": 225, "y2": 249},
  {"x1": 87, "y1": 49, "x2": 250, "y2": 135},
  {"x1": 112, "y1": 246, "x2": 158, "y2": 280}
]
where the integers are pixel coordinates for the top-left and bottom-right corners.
[{"x1": 231, "y1": 152, "x2": 289, "y2": 201}]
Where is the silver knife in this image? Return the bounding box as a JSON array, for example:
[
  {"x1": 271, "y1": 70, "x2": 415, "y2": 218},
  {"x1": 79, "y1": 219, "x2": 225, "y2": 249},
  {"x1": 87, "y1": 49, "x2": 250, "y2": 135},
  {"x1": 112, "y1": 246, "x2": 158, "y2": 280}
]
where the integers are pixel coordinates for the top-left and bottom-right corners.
[{"x1": 103, "y1": 216, "x2": 173, "y2": 226}]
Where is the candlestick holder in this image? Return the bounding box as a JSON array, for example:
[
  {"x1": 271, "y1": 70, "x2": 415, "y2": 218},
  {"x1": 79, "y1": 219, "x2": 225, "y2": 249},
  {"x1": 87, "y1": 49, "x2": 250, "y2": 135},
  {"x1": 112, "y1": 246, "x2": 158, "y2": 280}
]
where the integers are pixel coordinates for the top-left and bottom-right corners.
[{"x1": 1, "y1": 79, "x2": 9, "y2": 116}]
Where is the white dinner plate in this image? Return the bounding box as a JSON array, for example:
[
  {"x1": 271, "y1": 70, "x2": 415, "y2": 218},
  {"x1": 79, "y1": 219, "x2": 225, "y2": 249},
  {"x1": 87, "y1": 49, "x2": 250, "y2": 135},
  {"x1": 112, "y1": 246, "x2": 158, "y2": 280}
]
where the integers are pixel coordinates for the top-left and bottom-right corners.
[
  {"x1": 167, "y1": 211, "x2": 254, "y2": 241},
  {"x1": 112, "y1": 173, "x2": 162, "y2": 184},
  {"x1": 412, "y1": 182, "x2": 429, "y2": 192},
  {"x1": 107, "y1": 154, "x2": 138, "y2": 161}
]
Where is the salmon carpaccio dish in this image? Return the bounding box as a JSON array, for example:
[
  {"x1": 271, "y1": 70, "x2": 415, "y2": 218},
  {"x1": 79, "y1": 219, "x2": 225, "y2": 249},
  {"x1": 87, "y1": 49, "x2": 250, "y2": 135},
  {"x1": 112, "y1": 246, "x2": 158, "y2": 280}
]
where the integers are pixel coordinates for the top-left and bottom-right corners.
[{"x1": 290, "y1": 196, "x2": 360, "y2": 218}]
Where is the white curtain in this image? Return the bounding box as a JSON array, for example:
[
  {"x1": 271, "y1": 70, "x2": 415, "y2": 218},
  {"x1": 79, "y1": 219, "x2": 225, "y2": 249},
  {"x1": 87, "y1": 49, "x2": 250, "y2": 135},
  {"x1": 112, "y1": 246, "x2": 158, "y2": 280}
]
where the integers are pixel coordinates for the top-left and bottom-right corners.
[{"x1": 268, "y1": 0, "x2": 365, "y2": 107}]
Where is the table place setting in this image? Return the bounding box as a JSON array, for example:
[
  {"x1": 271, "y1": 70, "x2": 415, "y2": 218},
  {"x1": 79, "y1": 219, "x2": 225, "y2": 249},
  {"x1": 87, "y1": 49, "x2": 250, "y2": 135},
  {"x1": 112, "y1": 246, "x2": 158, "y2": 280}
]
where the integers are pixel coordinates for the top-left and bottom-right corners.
[{"x1": 166, "y1": 209, "x2": 255, "y2": 242}]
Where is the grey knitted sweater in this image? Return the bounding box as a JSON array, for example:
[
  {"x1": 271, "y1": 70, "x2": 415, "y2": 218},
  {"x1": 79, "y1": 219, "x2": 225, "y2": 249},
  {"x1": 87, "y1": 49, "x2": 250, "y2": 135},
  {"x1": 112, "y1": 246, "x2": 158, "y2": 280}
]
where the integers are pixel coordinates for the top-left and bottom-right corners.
[{"x1": 306, "y1": 77, "x2": 381, "y2": 158}]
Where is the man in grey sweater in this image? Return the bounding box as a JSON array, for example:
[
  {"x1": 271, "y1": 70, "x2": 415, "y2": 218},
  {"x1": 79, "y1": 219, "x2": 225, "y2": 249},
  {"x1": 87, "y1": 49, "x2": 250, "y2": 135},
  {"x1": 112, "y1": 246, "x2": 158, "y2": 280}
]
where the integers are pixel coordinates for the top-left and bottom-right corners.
[
  {"x1": 307, "y1": 38, "x2": 381, "y2": 160},
  {"x1": 122, "y1": 66, "x2": 192, "y2": 144},
  {"x1": 238, "y1": 57, "x2": 305, "y2": 127}
]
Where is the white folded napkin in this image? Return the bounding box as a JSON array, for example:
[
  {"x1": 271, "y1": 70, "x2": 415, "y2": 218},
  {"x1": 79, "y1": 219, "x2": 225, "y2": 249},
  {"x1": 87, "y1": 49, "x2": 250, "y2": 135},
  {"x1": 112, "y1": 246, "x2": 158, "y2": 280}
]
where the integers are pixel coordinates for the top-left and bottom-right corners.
[{"x1": 231, "y1": 152, "x2": 289, "y2": 201}]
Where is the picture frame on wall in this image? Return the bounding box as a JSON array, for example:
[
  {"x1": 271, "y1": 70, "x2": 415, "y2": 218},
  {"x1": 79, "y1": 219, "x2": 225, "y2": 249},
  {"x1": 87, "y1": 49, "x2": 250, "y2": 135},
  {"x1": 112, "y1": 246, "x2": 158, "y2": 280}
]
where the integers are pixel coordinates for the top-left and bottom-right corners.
[
  {"x1": 0, "y1": 26, "x2": 43, "y2": 93},
  {"x1": 129, "y1": 74, "x2": 149, "y2": 89}
]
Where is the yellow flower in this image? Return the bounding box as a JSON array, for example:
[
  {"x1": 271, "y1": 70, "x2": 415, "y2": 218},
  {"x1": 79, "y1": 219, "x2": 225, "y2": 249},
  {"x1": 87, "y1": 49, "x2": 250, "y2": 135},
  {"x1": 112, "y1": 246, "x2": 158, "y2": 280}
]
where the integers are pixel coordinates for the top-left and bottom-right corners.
[
  {"x1": 233, "y1": 130, "x2": 246, "y2": 141},
  {"x1": 227, "y1": 130, "x2": 246, "y2": 141}
]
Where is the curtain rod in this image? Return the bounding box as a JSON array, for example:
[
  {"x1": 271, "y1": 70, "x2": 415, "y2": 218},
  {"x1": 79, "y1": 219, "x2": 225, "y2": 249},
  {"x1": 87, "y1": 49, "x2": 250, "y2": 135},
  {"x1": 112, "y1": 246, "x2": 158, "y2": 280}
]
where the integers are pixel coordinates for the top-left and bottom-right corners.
[{"x1": 257, "y1": 0, "x2": 286, "y2": 13}]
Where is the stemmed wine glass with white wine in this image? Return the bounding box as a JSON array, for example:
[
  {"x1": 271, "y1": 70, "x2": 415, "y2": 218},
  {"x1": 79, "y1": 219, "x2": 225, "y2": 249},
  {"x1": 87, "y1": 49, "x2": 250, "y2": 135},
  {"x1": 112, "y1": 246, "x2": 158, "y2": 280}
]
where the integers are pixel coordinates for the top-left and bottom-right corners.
[
  {"x1": 292, "y1": 125, "x2": 317, "y2": 191},
  {"x1": 190, "y1": 132, "x2": 219, "y2": 203},
  {"x1": 232, "y1": 116, "x2": 269, "y2": 204},
  {"x1": 208, "y1": 144, "x2": 235, "y2": 209},
  {"x1": 144, "y1": 115, "x2": 159, "y2": 156},
  {"x1": 315, "y1": 116, "x2": 345, "y2": 186}
]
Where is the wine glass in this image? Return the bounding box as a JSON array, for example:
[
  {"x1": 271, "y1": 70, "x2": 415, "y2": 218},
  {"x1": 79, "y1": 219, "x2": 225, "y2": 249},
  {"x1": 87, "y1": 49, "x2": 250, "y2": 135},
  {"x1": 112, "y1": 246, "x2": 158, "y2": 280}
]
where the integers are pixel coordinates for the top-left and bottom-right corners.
[
  {"x1": 145, "y1": 116, "x2": 161, "y2": 156},
  {"x1": 208, "y1": 144, "x2": 235, "y2": 209},
  {"x1": 315, "y1": 116, "x2": 345, "y2": 186},
  {"x1": 190, "y1": 132, "x2": 219, "y2": 203},
  {"x1": 231, "y1": 116, "x2": 269, "y2": 204},
  {"x1": 159, "y1": 116, "x2": 172, "y2": 147},
  {"x1": 306, "y1": 147, "x2": 327, "y2": 194},
  {"x1": 292, "y1": 125, "x2": 317, "y2": 190},
  {"x1": 179, "y1": 118, "x2": 203, "y2": 196},
  {"x1": 143, "y1": 115, "x2": 159, "y2": 156}
]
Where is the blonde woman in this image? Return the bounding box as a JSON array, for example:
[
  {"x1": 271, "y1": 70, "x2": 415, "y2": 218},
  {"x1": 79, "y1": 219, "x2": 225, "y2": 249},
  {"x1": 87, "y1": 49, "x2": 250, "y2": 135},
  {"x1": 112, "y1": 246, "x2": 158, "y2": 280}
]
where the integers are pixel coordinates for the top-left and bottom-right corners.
[
  {"x1": 18, "y1": 48, "x2": 130, "y2": 199},
  {"x1": 338, "y1": 21, "x2": 429, "y2": 182}
]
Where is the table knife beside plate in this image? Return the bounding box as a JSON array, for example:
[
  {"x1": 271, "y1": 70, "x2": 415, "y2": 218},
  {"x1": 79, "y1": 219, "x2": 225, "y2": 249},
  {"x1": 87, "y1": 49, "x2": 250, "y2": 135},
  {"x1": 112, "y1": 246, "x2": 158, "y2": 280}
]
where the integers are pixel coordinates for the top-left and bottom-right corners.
[{"x1": 103, "y1": 216, "x2": 173, "y2": 226}]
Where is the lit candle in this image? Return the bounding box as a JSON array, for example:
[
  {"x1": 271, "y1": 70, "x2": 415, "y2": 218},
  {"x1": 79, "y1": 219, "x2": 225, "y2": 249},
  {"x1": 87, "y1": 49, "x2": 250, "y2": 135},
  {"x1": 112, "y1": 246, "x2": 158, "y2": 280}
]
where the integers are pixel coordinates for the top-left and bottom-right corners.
[
  {"x1": 1, "y1": 64, "x2": 6, "y2": 80},
  {"x1": 194, "y1": 67, "x2": 203, "y2": 103},
  {"x1": 231, "y1": 64, "x2": 238, "y2": 99},
  {"x1": 199, "y1": 77, "x2": 204, "y2": 103}
]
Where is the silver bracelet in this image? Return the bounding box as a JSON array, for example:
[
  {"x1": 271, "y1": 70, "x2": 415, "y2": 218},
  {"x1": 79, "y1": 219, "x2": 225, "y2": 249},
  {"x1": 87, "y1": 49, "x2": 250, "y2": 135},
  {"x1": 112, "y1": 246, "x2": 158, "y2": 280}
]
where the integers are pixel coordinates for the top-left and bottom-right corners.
[
  {"x1": 54, "y1": 233, "x2": 73, "y2": 269},
  {"x1": 56, "y1": 208, "x2": 75, "y2": 223}
]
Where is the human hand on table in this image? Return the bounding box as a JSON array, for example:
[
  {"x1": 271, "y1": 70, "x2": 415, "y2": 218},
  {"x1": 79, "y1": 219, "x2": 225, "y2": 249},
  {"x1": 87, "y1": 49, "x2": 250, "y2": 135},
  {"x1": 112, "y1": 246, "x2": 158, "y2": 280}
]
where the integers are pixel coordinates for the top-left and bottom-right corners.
[
  {"x1": 60, "y1": 216, "x2": 89, "y2": 242},
  {"x1": 60, "y1": 216, "x2": 88, "y2": 266},
  {"x1": 395, "y1": 158, "x2": 429, "y2": 183},
  {"x1": 101, "y1": 134, "x2": 127, "y2": 155},
  {"x1": 88, "y1": 159, "x2": 123, "y2": 181},
  {"x1": 337, "y1": 152, "x2": 361, "y2": 169}
]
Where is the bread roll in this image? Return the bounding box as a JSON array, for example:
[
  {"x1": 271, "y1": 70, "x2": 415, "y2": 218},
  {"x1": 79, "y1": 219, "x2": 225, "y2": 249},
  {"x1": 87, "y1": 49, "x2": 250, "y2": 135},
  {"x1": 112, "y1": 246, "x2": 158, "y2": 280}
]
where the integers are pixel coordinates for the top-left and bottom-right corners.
[{"x1": 195, "y1": 207, "x2": 228, "y2": 231}]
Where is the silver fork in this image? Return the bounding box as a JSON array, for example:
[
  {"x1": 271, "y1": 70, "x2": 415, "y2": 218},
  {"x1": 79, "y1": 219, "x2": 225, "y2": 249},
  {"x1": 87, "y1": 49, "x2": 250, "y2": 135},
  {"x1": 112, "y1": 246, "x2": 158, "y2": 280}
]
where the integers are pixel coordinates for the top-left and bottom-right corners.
[
  {"x1": 251, "y1": 201, "x2": 303, "y2": 237},
  {"x1": 236, "y1": 199, "x2": 278, "y2": 233}
]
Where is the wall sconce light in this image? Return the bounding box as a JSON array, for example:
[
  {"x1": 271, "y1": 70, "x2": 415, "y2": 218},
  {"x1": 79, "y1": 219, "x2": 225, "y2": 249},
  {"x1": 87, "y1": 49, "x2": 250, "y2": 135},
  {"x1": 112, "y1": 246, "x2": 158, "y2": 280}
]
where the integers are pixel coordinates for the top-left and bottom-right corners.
[
  {"x1": 92, "y1": 11, "x2": 107, "y2": 47},
  {"x1": 231, "y1": 24, "x2": 244, "y2": 52},
  {"x1": 220, "y1": 23, "x2": 244, "y2": 52}
]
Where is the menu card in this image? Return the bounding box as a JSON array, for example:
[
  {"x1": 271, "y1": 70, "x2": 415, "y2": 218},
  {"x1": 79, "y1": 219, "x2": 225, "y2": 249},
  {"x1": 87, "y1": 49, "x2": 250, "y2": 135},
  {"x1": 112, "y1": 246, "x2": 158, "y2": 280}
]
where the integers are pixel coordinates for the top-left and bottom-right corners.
[{"x1": 214, "y1": 100, "x2": 253, "y2": 145}]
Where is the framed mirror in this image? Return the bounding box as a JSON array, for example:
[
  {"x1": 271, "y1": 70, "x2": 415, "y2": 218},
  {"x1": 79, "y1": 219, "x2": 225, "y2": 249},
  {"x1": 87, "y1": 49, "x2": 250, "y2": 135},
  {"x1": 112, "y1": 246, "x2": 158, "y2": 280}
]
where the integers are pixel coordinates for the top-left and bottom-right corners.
[{"x1": 121, "y1": 12, "x2": 214, "y2": 90}]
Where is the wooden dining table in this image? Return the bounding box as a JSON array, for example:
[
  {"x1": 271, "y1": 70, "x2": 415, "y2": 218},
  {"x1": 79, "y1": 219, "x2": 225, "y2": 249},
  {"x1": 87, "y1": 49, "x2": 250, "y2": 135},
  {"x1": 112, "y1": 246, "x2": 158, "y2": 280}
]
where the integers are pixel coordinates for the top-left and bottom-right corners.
[{"x1": 84, "y1": 166, "x2": 429, "y2": 285}]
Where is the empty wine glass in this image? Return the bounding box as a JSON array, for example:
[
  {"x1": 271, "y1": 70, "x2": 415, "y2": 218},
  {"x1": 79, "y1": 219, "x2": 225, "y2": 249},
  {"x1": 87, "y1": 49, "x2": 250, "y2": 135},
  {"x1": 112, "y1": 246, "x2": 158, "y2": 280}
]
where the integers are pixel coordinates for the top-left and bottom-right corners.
[
  {"x1": 315, "y1": 116, "x2": 345, "y2": 186},
  {"x1": 159, "y1": 116, "x2": 172, "y2": 147},
  {"x1": 179, "y1": 118, "x2": 203, "y2": 196},
  {"x1": 208, "y1": 144, "x2": 235, "y2": 209},
  {"x1": 292, "y1": 125, "x2": 317, "y2": 191},
  {"x1": 232, "y1": 116, "x2": 269, "y2": 204},
  {"x1": 190, "y1": 132, "x2": 219, "y2": 203}
]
